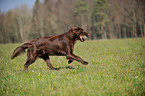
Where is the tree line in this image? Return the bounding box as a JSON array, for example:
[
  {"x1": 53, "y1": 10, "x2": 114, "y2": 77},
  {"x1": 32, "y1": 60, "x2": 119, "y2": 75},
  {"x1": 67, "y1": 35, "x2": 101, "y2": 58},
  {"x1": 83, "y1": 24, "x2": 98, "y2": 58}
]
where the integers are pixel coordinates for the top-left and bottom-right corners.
[{"x1": 0, "y1": 0, "x2": 145, "y2": 43}]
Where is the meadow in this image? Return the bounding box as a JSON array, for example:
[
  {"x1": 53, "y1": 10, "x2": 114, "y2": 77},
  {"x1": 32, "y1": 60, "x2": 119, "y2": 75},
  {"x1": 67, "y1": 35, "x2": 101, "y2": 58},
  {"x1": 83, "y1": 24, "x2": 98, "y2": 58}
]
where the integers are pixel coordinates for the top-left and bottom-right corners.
[{"x1": 0, "y1": 38, "x2": 144, "y2": 96}]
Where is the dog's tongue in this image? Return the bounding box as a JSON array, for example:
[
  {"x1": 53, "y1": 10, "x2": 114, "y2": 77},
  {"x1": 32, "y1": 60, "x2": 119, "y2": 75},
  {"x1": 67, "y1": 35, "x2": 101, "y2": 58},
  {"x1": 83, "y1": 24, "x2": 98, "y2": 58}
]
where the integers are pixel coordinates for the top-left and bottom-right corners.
[{"x1": 80, "y1": 36, "x2": 84, "y2": 42}]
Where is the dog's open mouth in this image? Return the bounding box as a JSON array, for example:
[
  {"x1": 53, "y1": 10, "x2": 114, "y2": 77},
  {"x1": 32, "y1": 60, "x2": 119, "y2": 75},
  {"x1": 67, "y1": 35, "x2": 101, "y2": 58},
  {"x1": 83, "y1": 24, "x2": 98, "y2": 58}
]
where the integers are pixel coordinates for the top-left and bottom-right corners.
[{"x1": 80, "y1": 36, "x2": 87, "y2": 42}]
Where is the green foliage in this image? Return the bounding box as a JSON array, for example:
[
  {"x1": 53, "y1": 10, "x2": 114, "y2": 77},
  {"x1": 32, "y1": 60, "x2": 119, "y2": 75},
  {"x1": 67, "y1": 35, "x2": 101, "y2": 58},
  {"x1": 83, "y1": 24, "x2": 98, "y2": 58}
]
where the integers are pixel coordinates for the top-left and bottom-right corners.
[
  {"x1": 74, "y1": 0, "x2": 90, "y2": 29},
  {"x1": 93, "y1": 0, "x2": 108, "y2": 12},
  {"x1": 74, "y1": 0, "x2": 89, "y2": 14},
  {"x1": 0, "y1": 38, "x2": 145, "y2": 95},
  {"x1": 93, "y1": 0, "x2": 109, "y2": 37}
]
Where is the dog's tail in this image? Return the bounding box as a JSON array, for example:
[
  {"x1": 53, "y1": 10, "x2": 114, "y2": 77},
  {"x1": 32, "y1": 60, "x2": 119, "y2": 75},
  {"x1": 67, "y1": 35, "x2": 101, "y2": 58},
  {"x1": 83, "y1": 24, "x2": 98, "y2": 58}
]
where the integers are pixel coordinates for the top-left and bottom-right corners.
[{"x1": 11, "y1": 43, "x2": 29, "y2": 59}]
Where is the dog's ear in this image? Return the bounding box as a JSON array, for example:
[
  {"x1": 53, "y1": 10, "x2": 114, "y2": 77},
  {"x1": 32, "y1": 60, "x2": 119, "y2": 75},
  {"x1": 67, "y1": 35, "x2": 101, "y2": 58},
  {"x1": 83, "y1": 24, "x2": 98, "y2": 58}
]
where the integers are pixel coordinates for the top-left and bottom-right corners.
[
  {"x1": 72, "y1": 28, "x2": 78, "y2": 34},
  {"x1": 69, "y1": 27, "x2": 77, "y2": 31},
  {"x1": 72, "y1": 27, "x2": 80, "y2": 30},
  {"x1": 72, "y1": 27, "x2": 81, "y2": 33}
]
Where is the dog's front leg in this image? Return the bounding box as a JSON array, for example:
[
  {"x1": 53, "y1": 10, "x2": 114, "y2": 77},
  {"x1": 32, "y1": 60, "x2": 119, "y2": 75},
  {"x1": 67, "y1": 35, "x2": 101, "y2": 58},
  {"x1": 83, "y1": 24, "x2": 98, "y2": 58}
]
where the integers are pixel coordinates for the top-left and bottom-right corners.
[
  {"x1": 68, "y1": 59, "x2": 73, "y2": 64},
  {"x1": 40, "y1": 55, "x2": 59, "y2": 70},
  {"x1": 66, "y1": 54, "x2": 88, "y2": 65},
  {"x1": 45, "y1": 59, "x2": 59, "y2": 70}
]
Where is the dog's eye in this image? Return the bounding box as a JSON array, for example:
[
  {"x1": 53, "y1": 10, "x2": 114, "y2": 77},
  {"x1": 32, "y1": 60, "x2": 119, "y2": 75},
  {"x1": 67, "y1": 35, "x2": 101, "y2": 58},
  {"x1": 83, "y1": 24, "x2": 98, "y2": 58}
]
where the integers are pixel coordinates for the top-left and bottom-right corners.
[{"x1": 77, "y1": 28, "x2": 80, "y2": 31}]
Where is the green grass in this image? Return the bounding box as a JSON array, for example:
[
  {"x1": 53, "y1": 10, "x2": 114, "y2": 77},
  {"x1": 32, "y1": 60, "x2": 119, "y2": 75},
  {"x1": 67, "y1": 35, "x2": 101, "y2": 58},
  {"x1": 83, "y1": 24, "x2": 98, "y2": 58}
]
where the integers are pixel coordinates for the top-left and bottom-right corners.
[{"x1": 0, "y1": 38, "x2": 145, "y2": 96}]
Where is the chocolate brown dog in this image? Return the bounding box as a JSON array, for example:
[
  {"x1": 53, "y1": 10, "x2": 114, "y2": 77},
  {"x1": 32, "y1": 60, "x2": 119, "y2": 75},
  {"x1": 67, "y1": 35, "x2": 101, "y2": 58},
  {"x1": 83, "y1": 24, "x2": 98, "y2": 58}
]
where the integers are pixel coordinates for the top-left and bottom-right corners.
[{"x1": 11, "y1": 27, "x2": 89, "y2": 71}]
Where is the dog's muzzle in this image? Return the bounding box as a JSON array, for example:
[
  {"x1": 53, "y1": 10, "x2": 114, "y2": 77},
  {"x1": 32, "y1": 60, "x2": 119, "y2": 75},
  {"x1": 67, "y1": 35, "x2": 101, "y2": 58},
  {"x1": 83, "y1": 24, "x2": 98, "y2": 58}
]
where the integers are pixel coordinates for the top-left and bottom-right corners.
[{"x1": 80, "y1": 36, "x2": 87, "y2": 42}]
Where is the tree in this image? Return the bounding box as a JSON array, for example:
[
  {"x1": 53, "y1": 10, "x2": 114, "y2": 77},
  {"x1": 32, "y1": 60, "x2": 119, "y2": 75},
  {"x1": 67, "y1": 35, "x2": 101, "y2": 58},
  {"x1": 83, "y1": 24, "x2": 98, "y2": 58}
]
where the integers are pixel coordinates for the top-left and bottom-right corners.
[
  {"x1": 74, "y1": 0, "x2": 89, "y2": 28},
  {"x1": 16, "y1": 5, "x2": 32, "y2": 42},
  {"x1": 0, "y1": 0, "x2": 145, "y2": 43},
  {"x1": 92, "y1": 0, "x2": 109, "y2": 39}
]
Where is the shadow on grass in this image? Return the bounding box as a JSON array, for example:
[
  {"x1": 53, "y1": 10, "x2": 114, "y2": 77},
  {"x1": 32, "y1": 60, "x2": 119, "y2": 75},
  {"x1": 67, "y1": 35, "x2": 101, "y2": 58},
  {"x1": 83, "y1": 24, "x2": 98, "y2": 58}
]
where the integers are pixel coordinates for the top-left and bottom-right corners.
[
  {"x1": 13, "y1": 66, "x2": 77, "y2": 72},
  {"x1": 58, "y1": 66, "x2": 77, "y2": 70}
]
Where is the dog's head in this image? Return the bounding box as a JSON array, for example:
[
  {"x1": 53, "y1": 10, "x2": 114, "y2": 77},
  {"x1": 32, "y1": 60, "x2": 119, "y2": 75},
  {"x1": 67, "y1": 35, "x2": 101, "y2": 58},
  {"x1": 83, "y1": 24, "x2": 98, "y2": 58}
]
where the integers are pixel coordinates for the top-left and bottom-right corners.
[{"x1": 71, "y1": 27, "x2": 89, "y2": 42}]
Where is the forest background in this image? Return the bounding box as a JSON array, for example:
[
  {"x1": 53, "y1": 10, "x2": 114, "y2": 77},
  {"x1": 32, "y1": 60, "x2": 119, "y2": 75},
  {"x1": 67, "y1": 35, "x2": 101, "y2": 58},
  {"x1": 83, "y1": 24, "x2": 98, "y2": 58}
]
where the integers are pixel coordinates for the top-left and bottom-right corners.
[{"x1": 0, "y1": 0, "x2": 145, "y2": 43}]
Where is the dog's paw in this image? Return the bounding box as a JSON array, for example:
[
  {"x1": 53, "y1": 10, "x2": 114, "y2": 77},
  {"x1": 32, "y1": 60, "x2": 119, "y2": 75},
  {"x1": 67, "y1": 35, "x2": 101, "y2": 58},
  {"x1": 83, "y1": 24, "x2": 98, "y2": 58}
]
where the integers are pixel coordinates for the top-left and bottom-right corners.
[
  {"x1": 54, "y1": 68, "x2": 59, "y2": 70},
  {"x1": 83, "y1": 61, "x2": 89, "y2": 65},
  {"x1": 68, "y1": 60, "x2": 73, "y2": 64}
]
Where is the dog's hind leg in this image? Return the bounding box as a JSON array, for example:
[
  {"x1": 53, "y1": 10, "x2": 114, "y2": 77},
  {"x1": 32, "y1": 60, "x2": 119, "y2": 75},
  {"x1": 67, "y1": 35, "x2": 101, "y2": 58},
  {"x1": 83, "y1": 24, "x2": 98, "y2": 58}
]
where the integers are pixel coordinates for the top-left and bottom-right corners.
[
  {"x1": 24, "y1": 58, "x2": 36, "y2": 72},
  {"x1": 24, "y1": 48, "x2": 37, "y2": 72}
]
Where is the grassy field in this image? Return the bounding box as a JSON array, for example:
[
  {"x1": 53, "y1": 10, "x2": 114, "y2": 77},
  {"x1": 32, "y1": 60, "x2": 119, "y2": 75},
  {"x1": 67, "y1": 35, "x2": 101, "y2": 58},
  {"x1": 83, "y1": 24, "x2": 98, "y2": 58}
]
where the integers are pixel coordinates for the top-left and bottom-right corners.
[{"x1": 0, "y1": 38, "x2": 145, "y2": 96}]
